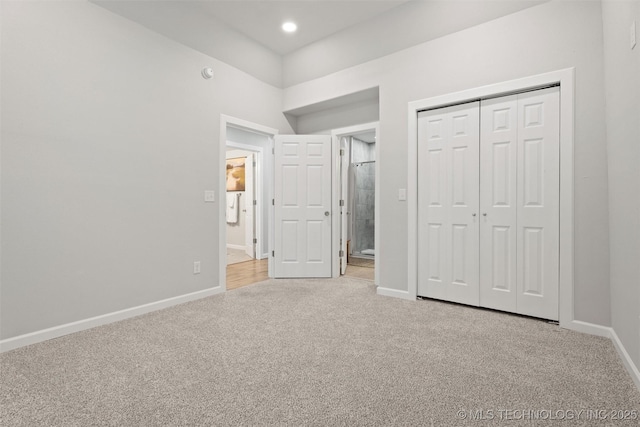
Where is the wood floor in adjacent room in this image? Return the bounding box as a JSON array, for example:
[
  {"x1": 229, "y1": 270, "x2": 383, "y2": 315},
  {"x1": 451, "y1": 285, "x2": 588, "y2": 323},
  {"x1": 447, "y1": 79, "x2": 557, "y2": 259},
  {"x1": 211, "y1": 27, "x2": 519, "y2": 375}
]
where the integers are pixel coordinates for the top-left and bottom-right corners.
[
  {"x1": 226, "y1": 253, "x2": 375, "y2": 291},
  {"x1": 226, "y1": 258, "x2": 268, "y2": 290}
]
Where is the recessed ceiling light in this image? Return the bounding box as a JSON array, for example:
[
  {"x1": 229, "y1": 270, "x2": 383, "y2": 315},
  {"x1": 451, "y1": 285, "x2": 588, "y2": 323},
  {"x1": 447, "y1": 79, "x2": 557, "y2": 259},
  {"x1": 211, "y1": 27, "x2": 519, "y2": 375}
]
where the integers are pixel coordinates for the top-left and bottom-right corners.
[{"x1": 282, "y1": 22, "x2": 297, "y2": 33}]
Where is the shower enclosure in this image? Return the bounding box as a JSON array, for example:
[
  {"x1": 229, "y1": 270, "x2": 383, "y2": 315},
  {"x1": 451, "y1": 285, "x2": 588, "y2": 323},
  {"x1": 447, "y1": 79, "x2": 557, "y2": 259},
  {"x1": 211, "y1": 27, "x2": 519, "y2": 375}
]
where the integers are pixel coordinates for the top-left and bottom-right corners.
[{"x1": 351, "y1": 160, "x2": 375, "y2": 258}]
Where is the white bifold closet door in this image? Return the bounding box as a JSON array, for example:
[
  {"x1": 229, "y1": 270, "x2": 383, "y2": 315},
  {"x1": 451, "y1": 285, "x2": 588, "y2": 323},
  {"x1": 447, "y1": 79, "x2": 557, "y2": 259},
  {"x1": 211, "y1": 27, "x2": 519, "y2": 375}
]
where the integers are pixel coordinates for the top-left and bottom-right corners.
[
  {"x1": 418, "y1": 86, "x2": 560, "y2": 320},
  {"x1": 417, "y1": 102, "x2": 480, "y2": 306}
]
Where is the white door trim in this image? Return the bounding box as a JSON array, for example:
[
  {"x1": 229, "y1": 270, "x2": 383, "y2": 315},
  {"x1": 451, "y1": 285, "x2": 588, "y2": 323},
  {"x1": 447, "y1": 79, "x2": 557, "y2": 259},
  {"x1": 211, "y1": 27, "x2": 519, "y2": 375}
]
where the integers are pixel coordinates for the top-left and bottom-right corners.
[
  {"x1": 331, "y1": 122, "x2": 380, "y2": 283},
  {"x1": 407, "y1": 68, "x2": 575, "y2": 327},
  {"x1": 219, "y1": 115, "x2": 278, "y2": 290}
]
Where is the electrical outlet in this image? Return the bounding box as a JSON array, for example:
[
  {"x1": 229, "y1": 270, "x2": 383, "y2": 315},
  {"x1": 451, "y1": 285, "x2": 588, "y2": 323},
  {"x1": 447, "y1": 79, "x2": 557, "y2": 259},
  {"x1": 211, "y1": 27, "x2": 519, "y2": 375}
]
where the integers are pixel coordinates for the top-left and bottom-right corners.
[
  {"x1": 204, "y1": 190, "x2": 215, "y2": 202},
  {"x1": 398, "y1": 188, "x2": 407, "y2": 201},
  {"x1": 193, "y1": 261, "x2": 201, "y2": 274}
]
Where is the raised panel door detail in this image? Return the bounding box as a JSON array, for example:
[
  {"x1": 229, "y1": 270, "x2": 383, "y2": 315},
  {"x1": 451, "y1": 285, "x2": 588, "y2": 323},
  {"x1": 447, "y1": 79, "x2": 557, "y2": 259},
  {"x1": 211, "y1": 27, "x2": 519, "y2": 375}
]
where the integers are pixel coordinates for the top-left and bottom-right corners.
[
  {"x1": 523, "y1": 102, "x2": 544, "y2": 127},
  {"x1": 452, "y1": 114, "x2": 469, "y2": 136},
  {"x1": 282, "y1": 165, "x2": 298, "y2": 206},
  {"x1": 452, "y1": 224, "x2": 467, "y2": 285},
  {"x1": 491, "y1": 226, "x2": 511, "y2": 291},
  {"x1": 492, "y1": 108, "x2": 511, "y2": 131},
  {"x1": 306, "y1": 221, "x2": 324, "y2": 262},
  {"x1": 282, "y1": 221, "x2": 298, "y2": 262},
  {"x1": 307, "y1": 142, "x2": 323, "y2": 157},
  {"x1": 306, "y1": 165, "x2": 323, "y2": 207},
  {"x1": 492, "y1": 142, "x2": 512, "y2": 207},
  {"x1": 523, "y1": 227, "x2": 543, "y2": 296},
  {"x1": 282, "y1": 143, "x2": 299, "y2": 157},
  {"x1": 428, "y1": 119, "x2": 444, "y2": 139},
  {"x1": 427, "y1": 223, "x2": 442, "y2": 281},
  {"x1": 429, "y1": 149, "x2": 444, "y2": 207},
  {"x1": 452, "y1": 147, "x2": 468, "y2": 207},
  {"x1": 523, "y1": 138, "x2": 543, "y2": 207}
]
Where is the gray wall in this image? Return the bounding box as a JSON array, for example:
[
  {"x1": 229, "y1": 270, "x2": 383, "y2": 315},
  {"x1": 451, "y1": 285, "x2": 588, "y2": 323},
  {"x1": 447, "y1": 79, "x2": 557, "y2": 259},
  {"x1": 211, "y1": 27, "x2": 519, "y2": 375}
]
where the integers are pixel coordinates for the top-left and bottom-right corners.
[
  {"x1": 601, "y1": 0, "x2": 640, "y2": 369},
  {"x1": 284, "y1": 0, "x2": 611, "y2": 326},
  {"x1": 0, "y1": 1, "x2": 292, "y2": 340}
]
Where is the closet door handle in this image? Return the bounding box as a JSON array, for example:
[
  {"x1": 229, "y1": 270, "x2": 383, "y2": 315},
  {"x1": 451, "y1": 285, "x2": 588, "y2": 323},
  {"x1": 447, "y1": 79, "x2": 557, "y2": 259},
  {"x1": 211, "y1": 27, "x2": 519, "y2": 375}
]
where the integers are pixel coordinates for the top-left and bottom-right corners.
[
  {"x1": 483, "y1": 213, "x2": 487, "y2": 217},
  {"x1": 472, "y1": 213, "x2": 477, "y2": 217}
]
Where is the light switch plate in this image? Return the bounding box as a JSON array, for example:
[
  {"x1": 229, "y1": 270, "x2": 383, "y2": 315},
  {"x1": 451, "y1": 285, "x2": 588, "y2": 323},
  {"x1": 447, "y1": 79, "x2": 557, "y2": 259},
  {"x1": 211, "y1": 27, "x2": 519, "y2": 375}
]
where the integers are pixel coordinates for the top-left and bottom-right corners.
[
  {"x1": 632, "y1": 21, "x2": 637, "y2": 50},
  {"x1": 398, "y1": 188, "x2": 407, "y2": 201},
  {"x1": 204, "y1": 190, "x2": 215, "y2": 202}
]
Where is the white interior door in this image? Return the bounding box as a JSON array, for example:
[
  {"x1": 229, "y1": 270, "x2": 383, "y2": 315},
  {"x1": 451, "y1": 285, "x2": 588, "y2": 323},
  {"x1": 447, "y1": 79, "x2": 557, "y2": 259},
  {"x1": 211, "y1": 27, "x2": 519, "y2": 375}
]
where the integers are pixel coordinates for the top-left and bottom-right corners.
[
  {"x1": 274, "y1": 135, "x2": 332, "y2": 278},
  {"x1": 479, "y1": 95, "x2": 518, "y2": 312},
  {"x1": 340, "y1": 136, "x2": 350, "y2": 275},
  {"x1": 244, "y1": 153, "x2": 255, "y2": 258},
  {"x1": 417, "y1": 102, "x2": 480, "y2": 305},
  {"x1": 516, "y1": 87, "x2": 560, "y2": 320}
]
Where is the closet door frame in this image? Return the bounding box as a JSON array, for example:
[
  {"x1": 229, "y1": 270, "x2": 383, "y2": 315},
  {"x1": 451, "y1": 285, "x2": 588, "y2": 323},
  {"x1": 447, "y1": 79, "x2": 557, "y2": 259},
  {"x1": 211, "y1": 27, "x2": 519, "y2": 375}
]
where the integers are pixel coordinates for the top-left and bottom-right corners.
[{"x1": 406, "y1": 68, "x2": 575, "y2": 328}]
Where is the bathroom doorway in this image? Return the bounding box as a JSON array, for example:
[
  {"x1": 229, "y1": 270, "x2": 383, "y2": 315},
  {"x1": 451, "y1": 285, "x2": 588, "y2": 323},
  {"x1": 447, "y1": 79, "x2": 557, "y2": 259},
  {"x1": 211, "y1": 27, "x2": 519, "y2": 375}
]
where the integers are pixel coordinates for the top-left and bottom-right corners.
[{"x1": 332, "y1": 122, "x2": 379, "y2": 283}]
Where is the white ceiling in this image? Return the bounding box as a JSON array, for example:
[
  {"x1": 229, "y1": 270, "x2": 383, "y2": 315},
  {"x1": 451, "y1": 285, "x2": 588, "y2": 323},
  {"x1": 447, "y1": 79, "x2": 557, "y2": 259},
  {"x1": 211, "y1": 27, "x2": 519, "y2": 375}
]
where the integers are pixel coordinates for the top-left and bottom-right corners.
[
  {"x1": 197, "y1": 1, "x2": 411, "y2": 55},
  {"x1": 94, "y1": 0, "x2": 411, "y2": 56},
  {"x1": 91, "y1": 0, "x2": 547, "y2": 88}
]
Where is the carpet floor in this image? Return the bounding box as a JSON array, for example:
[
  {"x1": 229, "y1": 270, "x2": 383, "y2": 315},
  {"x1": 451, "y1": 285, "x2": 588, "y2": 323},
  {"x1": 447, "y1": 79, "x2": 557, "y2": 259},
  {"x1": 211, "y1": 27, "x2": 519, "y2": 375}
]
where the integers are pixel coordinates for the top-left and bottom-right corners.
[{"x1": 1, "y1": 277, "x2": 639, "y2": 426}]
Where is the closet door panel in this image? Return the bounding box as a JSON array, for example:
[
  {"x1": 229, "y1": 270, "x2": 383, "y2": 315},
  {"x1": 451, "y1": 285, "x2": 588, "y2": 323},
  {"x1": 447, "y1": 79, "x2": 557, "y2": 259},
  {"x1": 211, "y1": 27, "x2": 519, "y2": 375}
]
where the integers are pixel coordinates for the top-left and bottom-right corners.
[
  {"x1": 418, "y1": 103, "x2": 479, "y2": 305},
  {"x1": 480, "y1": 96, "x2": 518, "y2": 312},
  {"x1": 516, "y1": 87, "x2": 560, "y2": 320}
]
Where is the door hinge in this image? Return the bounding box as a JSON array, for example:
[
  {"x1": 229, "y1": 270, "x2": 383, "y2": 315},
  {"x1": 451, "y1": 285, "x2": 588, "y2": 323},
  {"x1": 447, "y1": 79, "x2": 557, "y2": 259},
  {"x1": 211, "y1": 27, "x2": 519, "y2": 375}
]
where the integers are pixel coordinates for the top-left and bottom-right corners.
[
  {"x1": 272, "y1": 199, "x2": 275, "y2": 206},
  {"x1": 253, "y1": 238, "x2": 257, "y2": 244},
  {"x1": 253, "y1": 200, "x2": 257, "y2": 206},
  {"x1": 272, "y1": 148, "x2": 275, "y2": 154},
  {"x1": 340, "y1": 148, "x2": 344, "y2": 156},
  {"x1": 253, "y1": 161, "x2": 256, "y2": 167},
  {"x1": 272, "y1": 250, "x2": 275, "y2": 257},
  {"x1": 339, "y1": 199, "x2": 344, "y2": 207},
  {"x1": 339, "y1": 250, "x2": 344, "y2": 257}
]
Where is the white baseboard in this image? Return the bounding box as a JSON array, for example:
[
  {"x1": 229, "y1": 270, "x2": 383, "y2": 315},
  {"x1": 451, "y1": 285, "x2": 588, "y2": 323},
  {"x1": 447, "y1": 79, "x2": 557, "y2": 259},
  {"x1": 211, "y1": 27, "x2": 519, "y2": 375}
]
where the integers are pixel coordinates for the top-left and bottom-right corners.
[
  {"x1": 567, "y1": 320, "x2": 640, "y2": 391},
  {"x1": 376, "y1": 286, "x2": 414, "y2": 300},
  {"x1": 0, "y1": 286, "x2": 224, "y2": 353},
  {"x1": 226, "y1": 244, "x2": 245, "y2": 251},
  {"x1": 610, "y1": 328, "x2": 640, "y2": 391},
  {"x1": 566, "y1": 320, "x2": 612, "y2": 337}
]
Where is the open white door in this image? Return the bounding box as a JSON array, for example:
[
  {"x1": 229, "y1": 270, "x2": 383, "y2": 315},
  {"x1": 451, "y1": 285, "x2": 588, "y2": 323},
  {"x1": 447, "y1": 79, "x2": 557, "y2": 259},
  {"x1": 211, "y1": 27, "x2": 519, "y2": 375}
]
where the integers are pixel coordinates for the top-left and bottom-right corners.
[
  {"x1": 274, "y1": 135, "x2": 332, "y2": 278},
  {"x1": 244, "y1": 153, "x2": 255, "y2": 258},
  {"x1": 339, "y1": 136, "x2": 350, "y2": 275}
]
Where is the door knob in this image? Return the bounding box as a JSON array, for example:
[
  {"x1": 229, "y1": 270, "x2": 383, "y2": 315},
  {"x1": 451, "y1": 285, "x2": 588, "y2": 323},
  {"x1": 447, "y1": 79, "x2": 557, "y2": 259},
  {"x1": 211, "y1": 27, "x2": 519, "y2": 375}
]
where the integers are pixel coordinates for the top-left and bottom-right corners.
[
  {"x1": 324, "y1": 211, "x2": 330, "y2": 216},
  {"x1": 483, "y1": 213, "x2": 487, "y2": 217},
  {"x1": 472, "y1": 213, "x2": 477, "y2": 217}
]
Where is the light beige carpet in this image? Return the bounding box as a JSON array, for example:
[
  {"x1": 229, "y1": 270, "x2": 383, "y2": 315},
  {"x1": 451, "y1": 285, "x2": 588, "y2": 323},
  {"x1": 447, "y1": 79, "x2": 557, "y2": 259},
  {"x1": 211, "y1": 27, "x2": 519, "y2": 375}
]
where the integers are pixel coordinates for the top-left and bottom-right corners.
[{"x1": 2, "y1": 277, "x2": 639, "y2": 426}]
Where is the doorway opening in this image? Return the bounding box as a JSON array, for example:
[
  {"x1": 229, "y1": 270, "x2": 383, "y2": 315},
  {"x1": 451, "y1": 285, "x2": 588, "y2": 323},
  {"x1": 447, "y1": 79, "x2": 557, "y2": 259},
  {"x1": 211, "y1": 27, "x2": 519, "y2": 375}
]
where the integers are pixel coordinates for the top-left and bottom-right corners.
[
  {"x1": 332, "y1": 122, "x2": 380, "y2": 283},
  {"x1": 219, "y1": 116, "x2": 278, "y2": 291}
]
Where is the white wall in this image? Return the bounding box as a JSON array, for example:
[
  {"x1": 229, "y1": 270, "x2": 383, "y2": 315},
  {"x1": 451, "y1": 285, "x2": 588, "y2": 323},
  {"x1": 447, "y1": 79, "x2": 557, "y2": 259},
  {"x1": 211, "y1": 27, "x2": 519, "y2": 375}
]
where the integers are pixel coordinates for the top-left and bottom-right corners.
[
  {"x1": 601, "y1": 0, "x2": 640, "y2": 369},
  {"x1": 91, "y1": 0, "x2": 283, "y2": 88},
  {"x1": 0, "y1": 1, "x2": 292, "y2": 340},
  {"x1": 284, "y1": 0, "x2": 611, "y2": 326}
]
